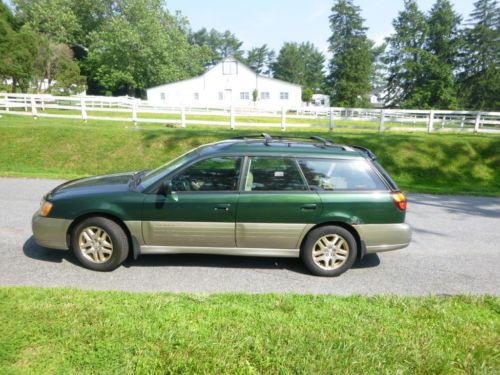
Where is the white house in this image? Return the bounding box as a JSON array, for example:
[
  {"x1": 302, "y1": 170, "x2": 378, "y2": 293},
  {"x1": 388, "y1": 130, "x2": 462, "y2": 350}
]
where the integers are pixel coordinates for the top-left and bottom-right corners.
[
  {"x1": 146, "y1": 57, "x2": 302, "y2": 108},
  {"x1": 311, "y1": 94, "x2": 330, "y2": 107}
]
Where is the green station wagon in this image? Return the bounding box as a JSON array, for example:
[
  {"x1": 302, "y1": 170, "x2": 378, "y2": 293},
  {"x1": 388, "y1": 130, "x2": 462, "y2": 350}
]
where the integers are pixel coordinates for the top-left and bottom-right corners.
[{"x1": 32, "y1": 134, "x2": 411, "y2": 276}]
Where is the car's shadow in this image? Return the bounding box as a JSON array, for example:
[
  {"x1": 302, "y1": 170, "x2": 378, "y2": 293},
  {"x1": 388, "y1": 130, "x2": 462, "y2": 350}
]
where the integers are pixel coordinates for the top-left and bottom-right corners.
[{"x1": 23, "y1": 236, "x2": 380, "y2": 275}]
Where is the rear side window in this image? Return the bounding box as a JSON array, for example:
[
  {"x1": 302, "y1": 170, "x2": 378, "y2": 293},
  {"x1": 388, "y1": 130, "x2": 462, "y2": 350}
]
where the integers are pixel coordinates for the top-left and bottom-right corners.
[
  {"x1": 298, "y1": 158, "x2": 387, "y2": 191},
  {"x1": 246, "y1": 157, "x2": 307, "y2": 191}
]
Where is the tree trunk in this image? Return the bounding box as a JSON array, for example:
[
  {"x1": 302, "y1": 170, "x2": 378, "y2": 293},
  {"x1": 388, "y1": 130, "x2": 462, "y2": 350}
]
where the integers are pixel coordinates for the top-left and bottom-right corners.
[{"x1": 11, "y1": 78, "x2": 17, "y2": 93}]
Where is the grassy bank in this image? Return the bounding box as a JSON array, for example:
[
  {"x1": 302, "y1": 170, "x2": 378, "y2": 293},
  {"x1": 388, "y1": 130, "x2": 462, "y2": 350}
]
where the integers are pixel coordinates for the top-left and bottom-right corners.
[
  {"x1": 0, "y1": 114, "x2": 499, "y2": 195},
  {"x1": 0, "y1": 287, "x2": 498, "y2": 374}
]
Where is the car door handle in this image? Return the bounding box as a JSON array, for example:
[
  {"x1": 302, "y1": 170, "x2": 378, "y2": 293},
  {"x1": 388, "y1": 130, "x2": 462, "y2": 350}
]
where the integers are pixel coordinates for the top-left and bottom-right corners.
[
  {"x1": 214, "y1": 204, "x2": 231, "y2": 211},
  {"x1": 301, "y1": 204, "x2": 317, "y2": 211}
]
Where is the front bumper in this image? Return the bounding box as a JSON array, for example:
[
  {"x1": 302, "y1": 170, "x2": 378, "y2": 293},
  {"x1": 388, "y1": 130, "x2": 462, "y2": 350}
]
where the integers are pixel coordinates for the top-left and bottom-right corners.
[
  {"x1": 354, "y1": 223, "x2": 412, "y2": 253},
  {"x1": 32, "y1": 212, "x2": 71, "y2": 250}
]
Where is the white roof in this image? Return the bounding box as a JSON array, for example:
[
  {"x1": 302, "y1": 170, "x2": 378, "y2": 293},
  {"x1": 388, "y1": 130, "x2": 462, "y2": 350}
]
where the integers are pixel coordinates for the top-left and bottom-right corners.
[{"x1": 147, "y1": 57, "x2": 301, "y2": 91}]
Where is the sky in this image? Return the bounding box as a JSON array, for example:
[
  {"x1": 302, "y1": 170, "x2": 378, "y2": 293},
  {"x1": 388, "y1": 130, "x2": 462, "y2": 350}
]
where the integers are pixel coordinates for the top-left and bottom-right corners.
[{"x1": 167, "y1": 0, "x2": 475, "y2": 55}]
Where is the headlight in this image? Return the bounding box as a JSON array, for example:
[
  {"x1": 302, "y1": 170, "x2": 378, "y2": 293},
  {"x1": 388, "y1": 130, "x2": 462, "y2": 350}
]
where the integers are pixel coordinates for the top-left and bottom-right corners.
[{"x1": 40, "y1": 201, "x2": 53, "y2": 217}]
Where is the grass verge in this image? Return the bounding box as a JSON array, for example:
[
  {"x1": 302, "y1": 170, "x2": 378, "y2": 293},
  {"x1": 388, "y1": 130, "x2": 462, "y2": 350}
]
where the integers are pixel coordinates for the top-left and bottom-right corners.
[
  {"x1": 0, "y1": 114, "x2": 499, "y2": 195},
  {"x1": 0, "y1": 287, "x2": 498, "y2": 374}
]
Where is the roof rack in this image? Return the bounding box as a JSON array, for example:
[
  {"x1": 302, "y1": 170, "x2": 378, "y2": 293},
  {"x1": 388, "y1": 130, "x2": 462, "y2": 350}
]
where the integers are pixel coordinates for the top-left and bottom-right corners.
[
  {"x1": 231, "y1": 134, "x2": 373, "y2": 156},
  {"x1": 232, "y1": 133, "x2": 273, "y2": 145},
  {"x1": 349, "y1": 145, "x2": 376, "y2": 159}
]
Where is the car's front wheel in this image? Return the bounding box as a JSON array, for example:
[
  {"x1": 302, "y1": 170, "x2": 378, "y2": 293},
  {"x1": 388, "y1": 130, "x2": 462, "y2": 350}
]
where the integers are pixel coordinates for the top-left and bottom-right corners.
[
  {"x1": 301, "y1": 225, "x2": 357, "y2": 276},
  {"x1": 71, "y1": 217, "x2": 129, "y2": 271}
]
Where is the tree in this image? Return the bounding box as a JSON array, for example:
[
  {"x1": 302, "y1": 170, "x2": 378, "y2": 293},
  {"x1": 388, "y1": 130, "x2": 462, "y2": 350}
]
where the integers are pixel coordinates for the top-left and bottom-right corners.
[
  {"x1": 272, "y1": 42, "x2": 303, "y2": 84},
  {"x1": 13, "y1": 0, "x2": 81, "y2": 44},
  {"x1": 84, "y1": 0, "x2": 211, "y2": 96},
  {"x1": 244, "y1": 44, "x2": 274, "y2": 75},
  {"x1": 0, "y1": 8, "x2": 37, "y2": 92},
  {"x1": 302, "y1": 87, "x2": 313, "y2": 104},
  {"x1": 383, "y1": 0, "x2": 429, "y2": 107},
  {"x1": 32, "y1": 34, "x2": 85, "y2": 94},
  {"x1": 423, "y1": 0, "x2": 462, "y2": 108},
  {"x1": 458, "y1": 0, "x2": 500, "y2": 110},
  {"x1": 272, "y1": 42, "x2": 324, "y2": 91},
  {"x1": 326, "y1": 0, "x2": 374, "y2": 107},
  {"x1": 190, "y1": 27, "x2": 244, "y2": 65},
  {"x1": 0, "y1": 1, "x2": 17, "y2": 29}
]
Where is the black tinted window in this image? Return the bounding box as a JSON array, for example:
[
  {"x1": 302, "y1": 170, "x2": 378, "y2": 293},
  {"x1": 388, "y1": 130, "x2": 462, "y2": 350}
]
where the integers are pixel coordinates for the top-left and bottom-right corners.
[
  {"x1": 171, "y1": 157, "x2": 241, "y2": 191},
  {"x1": 298, "y1": 159, "x2": 387, "y2": 191},
  {"x1": 245, "y1": 157, "x2": 306, "y2": 191}
]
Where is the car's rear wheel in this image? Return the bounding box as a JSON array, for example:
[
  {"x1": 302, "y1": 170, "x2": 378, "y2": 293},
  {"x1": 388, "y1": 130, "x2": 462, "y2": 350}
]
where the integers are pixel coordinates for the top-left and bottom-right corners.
[
  {"x1": 301, "y1": 225, "x2": 357, "y2": 276},
  {"x1": 71, "y1": 217, "x2": 129, "y2": 271}
]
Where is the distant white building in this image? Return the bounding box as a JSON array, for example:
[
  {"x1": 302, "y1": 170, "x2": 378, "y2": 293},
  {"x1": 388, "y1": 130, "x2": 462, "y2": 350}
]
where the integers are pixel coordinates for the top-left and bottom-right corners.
[
  {"x1": 146, "y1": 57, "x2": 302, "y2": 108},
  {"x1": 311, "y1": 94, "x2": 330, "y2": 107}
]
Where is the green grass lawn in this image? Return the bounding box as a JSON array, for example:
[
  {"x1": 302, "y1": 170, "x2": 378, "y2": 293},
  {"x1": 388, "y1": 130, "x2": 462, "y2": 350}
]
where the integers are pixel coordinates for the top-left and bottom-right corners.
[
  {"x1": 0, "y1": 114, "x2": 499, "y2": 195},
  {"x1": 22, "y1": 107, "x2": 429, "y2": 127},
  {"x1": 0, "y1": 287, "x2": 498, "y2": 374}
]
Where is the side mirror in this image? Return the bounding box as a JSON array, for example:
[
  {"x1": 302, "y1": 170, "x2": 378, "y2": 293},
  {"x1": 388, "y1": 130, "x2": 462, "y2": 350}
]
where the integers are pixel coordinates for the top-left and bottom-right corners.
[{"x1": 159, "y1": 181, "x2": 173, "y2": 196}]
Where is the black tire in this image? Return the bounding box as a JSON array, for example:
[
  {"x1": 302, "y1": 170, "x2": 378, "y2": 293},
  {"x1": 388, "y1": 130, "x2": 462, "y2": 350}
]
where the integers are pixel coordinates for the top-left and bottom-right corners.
[
  {"x1": 300, "y1": 225, "x2": 357, "y2": 277},
  {"x1": 71, "y1": 217, "x2": 129, "y2": 271}
]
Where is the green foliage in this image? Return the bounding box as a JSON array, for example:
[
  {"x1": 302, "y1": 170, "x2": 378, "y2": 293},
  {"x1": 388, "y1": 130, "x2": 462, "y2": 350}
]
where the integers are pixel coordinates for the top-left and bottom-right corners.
[
  {"x1": 458, "y1": 0, "x2": 500, "y2": 110},
  {"x1": 0, "y1": 20, "x2": 37, "y2": 92},
  {"x1": 326, "y1": 0, "x2": 374, "y2": 107},
  {"x1": 1, "y1": 287, "x2": 499, "y2": 373},
  {"x1": 12, "y1": 0, "x2": 81, "y2": 44},
  {"x1": 252, "y1": 89, "x2": 258, "y2": 102},
  {"x1": 422, "y1": 0, "x2": 462, "y2": 109},
  {"x1": 0, "y1": 0, "x2": 17, "y2": 29},
  {"x1": 244, "y1": 44, "x2": 275, "y2": 75},
  {"x1": 84, "y1": 0, "x2": 211, "y2": 96},
  {"x1": 384, "y1": 0, "x2": 429, "y2": 108},
  {"x1": 190, "y1": 27, "x2": 244, "y2": 65},
  {"x1": 1, "y1": 114, "x2": 499, "y2": 195},
  {"x1": 272, "y1": 42, "x2": 325, "y2": 91},
  {"x1": 302, "y1": 87, "x2": 313, "y2": 103}
]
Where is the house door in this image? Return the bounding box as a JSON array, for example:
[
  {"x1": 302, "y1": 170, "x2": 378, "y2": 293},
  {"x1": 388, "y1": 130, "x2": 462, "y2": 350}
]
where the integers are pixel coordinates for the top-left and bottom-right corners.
[{"x1": 224, "y1": 89, "x2": 232, "y2": 107}]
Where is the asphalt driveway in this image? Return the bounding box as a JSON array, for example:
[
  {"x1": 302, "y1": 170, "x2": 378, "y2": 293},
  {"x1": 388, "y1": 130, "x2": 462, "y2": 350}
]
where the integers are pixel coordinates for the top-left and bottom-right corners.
[{"x1": 0, "y1": 177, "x2": 499, "y2": 295}]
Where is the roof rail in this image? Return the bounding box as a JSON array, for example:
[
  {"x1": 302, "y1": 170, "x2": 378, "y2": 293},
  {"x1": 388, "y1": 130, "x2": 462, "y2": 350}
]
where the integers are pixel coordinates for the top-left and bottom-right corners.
[
  {"x1": 232, "y1": 133, "x2": 273, "y2": 145},
  {"x1": 309, "y1": 136, "x2": 332, "y2": 146},
  {"x1": 350, "y1": 145, "x2": 376, "y2": 159}
]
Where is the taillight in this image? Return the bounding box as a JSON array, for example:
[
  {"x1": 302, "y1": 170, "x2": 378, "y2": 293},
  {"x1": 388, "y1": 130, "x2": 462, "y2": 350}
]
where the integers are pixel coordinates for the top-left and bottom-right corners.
[{"x1": 392, "y1": 192, "x2": 407, "y2": 210}]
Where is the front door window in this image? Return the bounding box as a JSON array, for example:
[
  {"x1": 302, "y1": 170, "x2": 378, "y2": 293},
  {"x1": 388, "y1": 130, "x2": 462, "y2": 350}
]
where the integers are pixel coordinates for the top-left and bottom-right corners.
[{"x1": 171, "y1": 157, "x2": 242, "y2": 192}]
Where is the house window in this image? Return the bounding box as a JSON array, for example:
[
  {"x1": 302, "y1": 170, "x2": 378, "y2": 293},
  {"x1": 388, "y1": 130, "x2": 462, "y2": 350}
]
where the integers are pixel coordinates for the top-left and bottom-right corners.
[
  {"x1": 218, "y1": 92, "x2": 223, "y2": 100},
  {"x1": 194, "y1": 92, "x2": 199, "y2": 100},
  {"x1": 280, "y1": 92, "x2": 289, "y2": 100},
  {"x1": 223, "y1": 61, "x2": 238, "y2": 75},
  {"x1": 160, "y1": 93, "x2": 166, "y2": 100},
  {"x1": 240, "y1": 92, "x2": 249, "y2": 100},
  {"x1": 261, "y1": 92, "x2": 270, "y2": 100}
]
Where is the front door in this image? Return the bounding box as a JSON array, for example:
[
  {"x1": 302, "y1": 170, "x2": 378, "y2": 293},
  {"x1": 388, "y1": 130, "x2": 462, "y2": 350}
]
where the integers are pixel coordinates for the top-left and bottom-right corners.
[
  {"x1": 142, "y1": 157, "x2": 242, "y2": 247},
  {"x1": 236, "y1": 156, "x2": 321, "y2": 250}
]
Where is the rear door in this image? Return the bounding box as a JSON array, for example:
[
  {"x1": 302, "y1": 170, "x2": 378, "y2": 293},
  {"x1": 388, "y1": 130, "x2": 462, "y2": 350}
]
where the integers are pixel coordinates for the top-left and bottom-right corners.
[{"x1": 236, "y1": 156, "x2": 321, "y2": 250}]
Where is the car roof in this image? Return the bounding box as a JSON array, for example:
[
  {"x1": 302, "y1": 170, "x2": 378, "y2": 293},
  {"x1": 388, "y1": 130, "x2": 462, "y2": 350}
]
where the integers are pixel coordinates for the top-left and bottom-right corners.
[{"x1": 198, "y1": 134, "x2": 375, "y2": 159}]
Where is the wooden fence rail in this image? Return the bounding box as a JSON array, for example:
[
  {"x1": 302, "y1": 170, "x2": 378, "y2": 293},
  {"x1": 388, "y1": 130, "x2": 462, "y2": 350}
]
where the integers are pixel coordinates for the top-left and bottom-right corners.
[{"x1": 1, "y1": 93, "x2": 499, "y2": 133}]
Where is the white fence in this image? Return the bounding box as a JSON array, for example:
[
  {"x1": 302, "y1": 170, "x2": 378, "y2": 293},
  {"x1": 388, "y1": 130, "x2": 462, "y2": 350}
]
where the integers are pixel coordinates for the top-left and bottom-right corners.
[{"x1": 1, "y1": 93, "x2": 499, "y2": 133}]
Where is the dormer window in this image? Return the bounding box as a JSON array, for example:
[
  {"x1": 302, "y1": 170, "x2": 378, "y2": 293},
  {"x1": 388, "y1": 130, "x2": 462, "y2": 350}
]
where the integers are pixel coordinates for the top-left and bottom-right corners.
[{"x1": 222, "y1": 61, "x2": 238, "y2": 75}]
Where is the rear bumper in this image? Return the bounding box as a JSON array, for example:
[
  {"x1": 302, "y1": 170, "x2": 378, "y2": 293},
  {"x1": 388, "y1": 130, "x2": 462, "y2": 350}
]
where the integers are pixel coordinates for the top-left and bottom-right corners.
[
  {"x1": 353, "y1": 223, "x2": 411, "y2": 253},
  {"x1": 32, "y1": 213, "x2": 71, "y2": 250}
]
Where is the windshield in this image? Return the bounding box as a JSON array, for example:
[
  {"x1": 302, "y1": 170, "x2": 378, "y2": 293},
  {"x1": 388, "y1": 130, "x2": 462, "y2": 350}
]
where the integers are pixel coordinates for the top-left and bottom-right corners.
[{"x1": 139, "y1": 148, "x2": 200, "y2": 189}]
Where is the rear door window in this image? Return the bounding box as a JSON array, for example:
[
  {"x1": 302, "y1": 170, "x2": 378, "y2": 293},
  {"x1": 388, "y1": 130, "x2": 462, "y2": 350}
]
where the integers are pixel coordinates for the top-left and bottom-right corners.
[
  {"x1": 298, "y1": 158, "x2": 387, "y2": 191},
  {"x1": 245, "y1": 157, "x2": 307, "y2": 191}
]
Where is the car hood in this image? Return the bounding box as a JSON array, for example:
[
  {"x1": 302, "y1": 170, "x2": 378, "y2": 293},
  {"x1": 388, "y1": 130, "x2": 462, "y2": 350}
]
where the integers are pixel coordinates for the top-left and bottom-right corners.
[{"x1": 48, "y1": 172, "x2": 136, "y2": 200}]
